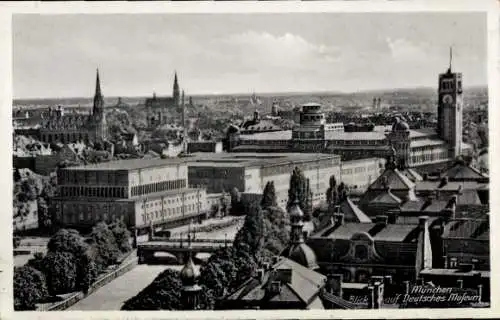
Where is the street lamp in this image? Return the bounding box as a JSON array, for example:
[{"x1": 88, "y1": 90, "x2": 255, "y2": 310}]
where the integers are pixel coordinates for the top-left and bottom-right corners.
[{"x1": 224, "y1": 233, "x2": 227, "y2": 247}]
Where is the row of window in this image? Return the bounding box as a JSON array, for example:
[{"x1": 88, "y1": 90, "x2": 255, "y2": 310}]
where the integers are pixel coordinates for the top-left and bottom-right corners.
[
  {"x1": 59, "y1": 186, "x2": 127, "y2": 198},
  {"x1": 42, "y1": 132, "x2": 91, "y2": 144},
  {"x1": 131, "y1": 179, "x2": 186, "y2": 196},
  {"x1": 141, "y1": 204, "x2": 200, "y2": 223},
  {"x1": 329, "y1": 140, "x2": 386, "y2": 146},
  {"x1": 143, "y1": 198, "x2": 201, "y2": 209},
  {"x1": 412, "y1": 152, "x2": 448, "y2": 164},
  {"x1": 301, "y1": 114, "x2": 325, "y2": 122},
  {"x1": 64, "y1": 210, "x2": 118, "y2": 225},
  {"x1": 59, "y1": 170, "x2": 124, "y2": 185}
]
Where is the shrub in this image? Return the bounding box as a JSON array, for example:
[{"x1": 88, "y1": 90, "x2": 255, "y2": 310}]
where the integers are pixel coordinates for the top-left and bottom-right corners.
[
  {"x1": 42, "y1": 251, "x2": 78, "y2": 296},
  {"x1": 14, "y1": 266, "x2": 48, "y2": 310}
]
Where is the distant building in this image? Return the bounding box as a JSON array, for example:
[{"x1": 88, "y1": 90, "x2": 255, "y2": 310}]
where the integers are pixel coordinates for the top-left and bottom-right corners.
[
  {"x1": 307, "y1": 214, "x2": 433, "y2": 283},
  {"x1": 38, "y1": 69, "x2": 108, "y2": 144},
  {"x1": 145, "y1": 72, "x2": 181, "y2": 127},
  {"x1": 185, "y1": 152, "x2": 342, "y2": 208},
  {"x1": 226, "y1": 61, "x2": 472, "y2": 173},
  {"x1": 53, "y1": 158, "x2": 208, "y2": 232}
]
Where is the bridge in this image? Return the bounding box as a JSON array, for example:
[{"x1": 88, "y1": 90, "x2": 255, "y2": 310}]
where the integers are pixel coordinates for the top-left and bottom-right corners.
[{"x1": 137, "y1": 237, "x2": 232, "y2": 264}]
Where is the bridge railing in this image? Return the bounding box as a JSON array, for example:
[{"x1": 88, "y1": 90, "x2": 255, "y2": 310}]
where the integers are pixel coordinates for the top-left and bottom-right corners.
[{"x1": 149, "y1": 238, "x2": 229, "y2": 244}]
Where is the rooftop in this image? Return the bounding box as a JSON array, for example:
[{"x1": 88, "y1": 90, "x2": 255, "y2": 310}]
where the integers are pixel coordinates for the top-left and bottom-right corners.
[
  {"x1": 313, "y1": 222, "x2": 419, "y2": 242},
  {"x1": 64, "y1": 157, "x2": 187, "y2": 171},
  {"x1": 186, "y1": 152, "x2": 340, "y2": 169}
]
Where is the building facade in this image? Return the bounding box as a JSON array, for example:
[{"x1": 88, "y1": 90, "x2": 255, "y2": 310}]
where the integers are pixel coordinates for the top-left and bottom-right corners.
[
  {"x1": 186, "y1": 152, "x2": 342, "y2": 208},
  {"x1": 227, "y1": 63, "x2": 470, "y2": 172},
  {"x1": 53, "y1": 158, "x2": 208, "y2": 230},
  {"x1": 39, "y1": 69, "x2": 108, "y2": 144}
]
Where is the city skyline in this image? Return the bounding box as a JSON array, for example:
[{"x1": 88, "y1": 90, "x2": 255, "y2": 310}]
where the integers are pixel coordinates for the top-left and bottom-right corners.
[{"x1": 13, "y1": 13, "x2": 487, "y2": 99}]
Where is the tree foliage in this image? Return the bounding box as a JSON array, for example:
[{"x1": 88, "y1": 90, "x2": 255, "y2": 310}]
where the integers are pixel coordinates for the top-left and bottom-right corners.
[
  {"x1": 90, "y1": 222, "x2": 122, "y2": 270},
  {"x1": 287, "y1": 167, "x2": 312, "y2": 220},
  {"x1": 261, "y1": 181, "x2": 277, "y2": 209},
  {"x1": 42, "y1": 251, "x2": 78, "y2": 296},
  {"x1": 14, "y1": 266, "x2": 48, "y2": 311},
  {"x1": 110, "y1": 219, "x2": 132, "y2": 253},
  {"x1": 121, "y1": 269, "x2": 183, "y2": 310}
]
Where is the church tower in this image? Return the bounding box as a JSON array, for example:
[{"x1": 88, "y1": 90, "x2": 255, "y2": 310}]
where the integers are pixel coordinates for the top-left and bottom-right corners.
[
  {"x1": 437, "y1": 48, "x2": 463, "y2": 158},
  {"x1": 93, "y1": 69, "x2": 107, "y2": 141},
  {"x1": 93, "y1": 69, "x2": 104, "y2": 117},
  {"x1": 173, "y1": 72, "x2": 180, "y2": 107}
]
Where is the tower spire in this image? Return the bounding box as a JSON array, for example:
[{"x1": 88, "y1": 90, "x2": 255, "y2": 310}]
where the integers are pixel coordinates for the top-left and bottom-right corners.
[
  {"x1": 448, "y1": 47, "x2": 453, "y2": 72},
  {"x1": 173, "y1": 71, "x2": 180, "y2": 106},
  {"x1": 93, "y1": 68, "x2": 104, "y2": 116}
]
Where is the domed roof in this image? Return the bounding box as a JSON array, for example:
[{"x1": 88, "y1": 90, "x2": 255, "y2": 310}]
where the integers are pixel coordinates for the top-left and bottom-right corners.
[
  {"x1": 392, "y1": 117, "x2": 410, "y2": 132},
  {"x1": 281, "y1": 243, "x2": 318, "y2": 269},
  {"x1": 227, "y1": 124, "x2": 240, "y2": 134},
  {"x1": 180, "y1": 256, "x2": 200, "y2": 286}
]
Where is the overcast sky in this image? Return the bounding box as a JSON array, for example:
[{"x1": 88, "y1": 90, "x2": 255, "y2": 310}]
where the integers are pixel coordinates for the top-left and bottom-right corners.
[{"x1": 13, "y1": 13, "x2": 486, "y2": 99}]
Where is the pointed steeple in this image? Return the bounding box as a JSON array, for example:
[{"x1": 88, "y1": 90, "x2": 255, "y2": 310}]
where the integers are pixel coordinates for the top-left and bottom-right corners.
[
  {"x1": 448, "y1": 47, "x2": 453, "y2": 72},
  {"x1": 173, "y1": 71, "x2": 180, "y2": 106},
  {"x1": 93, "y1": 68, "x2": 104, "y2": 115}
]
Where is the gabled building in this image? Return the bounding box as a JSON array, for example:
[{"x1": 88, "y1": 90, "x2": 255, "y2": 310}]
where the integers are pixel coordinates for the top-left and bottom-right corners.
[
  {"x1": 38, "y1": 69, "x2": 108, "y2": 144},
  {"x1": 306, "y1": 214, "x2": 433, "y2": 284},
  {"x1": 222, "y1": 257, "x2": 327, "y2": 310}
]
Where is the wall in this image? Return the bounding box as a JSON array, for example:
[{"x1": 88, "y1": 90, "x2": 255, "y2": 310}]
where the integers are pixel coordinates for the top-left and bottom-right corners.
[
  {"x1": 340, "y1": 158, "x2": 385, "y2": 191},
  {"x1": 133, "y1": 188, "x2": 208, "y2": 228},
  {"x1": 188, "y1": 166, "x2": 246, "y2": 193}
]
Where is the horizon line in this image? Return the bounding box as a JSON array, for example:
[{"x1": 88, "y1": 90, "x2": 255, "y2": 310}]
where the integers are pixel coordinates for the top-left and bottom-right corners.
[{"x1": 13, "y1": 84, "x2": 488, "y2": 102}]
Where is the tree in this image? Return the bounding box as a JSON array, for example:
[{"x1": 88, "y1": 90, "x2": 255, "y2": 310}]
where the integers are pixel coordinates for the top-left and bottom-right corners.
[
  {"x1": 121, "y1": 269, "x2": 183, "y2": 310},
  {"x1": 37, "y1": 198, "x2": 51, "y2": 229},
  {"x1": 287, "y1": 167, "x2": 307, "y2": 210},
  {"x1": 47, "y1": 228, "x2": 98, "y2": 291},
  {"x1": 233, "y1": 205, "x2": 265, "y2": 258},
  {"x1": 14, "y1": 266, "x2": 48, "y2": 310},
  {"x1": 90, "y1": 222, "x2": 121, "y2": 271},
  {"x1": 326, "y1": 175, "x2": 338, "y2": 209},
  {"x1": 47, "y1": 229, "x2": 88, "y2": 258},
  {"x1": 110, "y1": 219, "x2": 132, "y2": 253},
  {"x1": 42, "y1": 251, "x2": 78, "y2": 295},
  {"x1": 261, "y1": 181, "x2": 277, "y2": 209},
  {"x1": 229, "y1": 187, "x2": 245, "y2": 216}
]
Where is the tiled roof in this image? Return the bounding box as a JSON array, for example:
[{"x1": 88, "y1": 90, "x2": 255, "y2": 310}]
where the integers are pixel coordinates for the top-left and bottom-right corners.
[
  {"x1": 372, "y1": 224, "x2": 418, "y2": 242},
  {"x1": 442, "y1": 218, "x2": 489, "y2": 240},
  {"x1": 368, "y1": 169, "x2": 415, "y2": 191},
  {"x1": 415, "y1": 181, "x2": 485, "y2": 192},
  {"x1": 66, "y1": 157, "x2": 186, "y2": 171},
  {"x1": 313, "y1": 222, "x2": 419, "y2": 243},
  {"x1": 340, "y1": 197, "x2": 372, "y2": 223},
  {"x1": 369, "y1": 190, "x2": 402, "y2": 205},
  {"x1": 226, "y1": 257, "x2": 325, "y2": 308},
  {"x1": 443, "y1": 163, "x2": 488, "y2": 181}
]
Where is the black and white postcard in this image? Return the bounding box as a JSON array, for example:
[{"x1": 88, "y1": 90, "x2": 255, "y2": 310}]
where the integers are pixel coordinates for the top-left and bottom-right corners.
[{"x1": 2, "y1": 1, "x2": 499, "y2": 319}]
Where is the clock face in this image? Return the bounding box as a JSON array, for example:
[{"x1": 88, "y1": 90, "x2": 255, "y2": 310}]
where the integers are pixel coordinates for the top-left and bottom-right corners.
[{"x1": 442, "y1": 94, "x2": 454, "y2": 104}]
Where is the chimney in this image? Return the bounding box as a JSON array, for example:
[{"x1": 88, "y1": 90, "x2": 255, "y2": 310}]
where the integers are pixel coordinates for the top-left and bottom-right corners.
[
  {"x1": 257, "y1": 268, "x2": 265, "y2": 283},
  {"x1": 272, "y1": 256, "x2": 280, "y2": 266},
  {"x1": 477, "y1": 284, "x2": 483, "y2": 302},
  {"x1": 375, "y1": 215, "x2": 388, "y2": 226},
  {"x1": 403, "y1": 281, "x2": 410, "y2": 294},
  {"x1": 367, "y1": 286, "x2": 375, "y2": 309},
  {"x1": 443, "y1": 255, "x2": 448, "y2": 269},
  {"x1": 334, "y1": 213, "x2": 344, "y2": 226},
  {"x1": 471, "y1": 258, "x2": 479, "y2": 270},
  {"x1": 457, "y1": 279, "x2": 464, "y2": 289},
  {"x1": 415, "y1": 216, "x2": 432, "y2": 280},
  {"x1": 263, "y1": 262, "x2": 270, "y2": 271},
  {"x1": 326, "y1": 274, "x2": 343, "y2": 297},
  {"x1": 384, "y1": 275, "x2": 392, "y2": 287},
  {"x1": 373, "y1": 281, "x2": 384, "y2": 309}
]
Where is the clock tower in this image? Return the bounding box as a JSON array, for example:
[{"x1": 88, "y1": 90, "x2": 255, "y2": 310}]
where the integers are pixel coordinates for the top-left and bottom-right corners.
[{"x1": 437, "y1": 48, "x2": 463, "y2": 158}]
